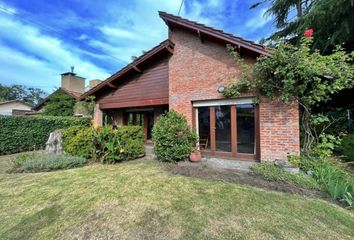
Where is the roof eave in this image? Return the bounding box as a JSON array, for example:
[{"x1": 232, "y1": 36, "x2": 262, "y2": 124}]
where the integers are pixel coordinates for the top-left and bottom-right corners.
[
  {"x1": 79, "y1": 39, "x2": 174, "y2": 100},
  {"x1": 158, "y1": 11, "x2": 270, "y2": 57}
]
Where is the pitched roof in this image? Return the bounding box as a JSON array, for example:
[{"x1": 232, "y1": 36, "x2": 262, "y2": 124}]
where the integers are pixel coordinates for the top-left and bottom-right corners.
[
  {"x1": 32, "y1": 87, "x2": 82, "y2": 110},
  {"x1": 159, "y1": 11, "x2": 270, "y2": 56},
  {"x1": 0, "y1": 99, "x2": 33, "y2": 108},
  {"x1": 79, "y1": 39, "x2": 174, "y2": 100}
]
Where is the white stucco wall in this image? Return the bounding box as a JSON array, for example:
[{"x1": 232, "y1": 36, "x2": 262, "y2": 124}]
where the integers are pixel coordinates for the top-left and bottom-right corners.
[{"x1": 0, "y1": 102, "x2": 32, "y2": 115}]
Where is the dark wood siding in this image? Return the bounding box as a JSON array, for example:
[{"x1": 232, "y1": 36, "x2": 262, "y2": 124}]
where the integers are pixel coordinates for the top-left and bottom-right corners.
[{"x1": 98, "y1": 57, "x2": 169, "y2": 109}]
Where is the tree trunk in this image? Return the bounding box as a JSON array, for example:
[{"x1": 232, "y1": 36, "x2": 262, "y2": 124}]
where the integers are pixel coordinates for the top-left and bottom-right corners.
[
  {"x1": 296, "y1": 0, "x2": 303, "y2": 17},
  {"x1": 300, "y1": 105, "x2": 315, "y2": 155}
]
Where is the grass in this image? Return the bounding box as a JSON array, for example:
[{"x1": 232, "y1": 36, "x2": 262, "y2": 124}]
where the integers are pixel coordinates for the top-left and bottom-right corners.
[
  {"x1": 251, "y1": 163, "x2": 322, "y2": 190},
  {"x1": 0, "y1": 154, "x2": 354, "y2": 239}
]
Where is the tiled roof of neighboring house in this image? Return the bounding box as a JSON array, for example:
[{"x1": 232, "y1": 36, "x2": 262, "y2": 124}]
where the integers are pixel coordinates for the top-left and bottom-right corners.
[
  {"x1": 0, "y1": 99, "x2": 33, "y2": 108},
  {"x1": 158, "y1": 11, "x2": 270, "y2": 56},
  {"x1": 61, "y1": 88, "x2": 82, "y2": 99},
  {"x1": 32, "y1": 87, "x2": 83, "y2": 111},
  {"x1": 79, "y1": 39, "x2": 174, "y2": 100}
]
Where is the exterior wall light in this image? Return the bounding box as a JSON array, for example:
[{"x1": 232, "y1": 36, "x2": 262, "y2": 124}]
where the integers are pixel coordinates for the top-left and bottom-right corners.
[{"x1": 217, "y1": 86, "x2": 225, "y2": 93}]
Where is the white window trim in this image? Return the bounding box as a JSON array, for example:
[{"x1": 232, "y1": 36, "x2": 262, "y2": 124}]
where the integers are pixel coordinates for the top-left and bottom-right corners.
[{"x1": 192, "y1": 98, "x2": 254, "y2": 107}]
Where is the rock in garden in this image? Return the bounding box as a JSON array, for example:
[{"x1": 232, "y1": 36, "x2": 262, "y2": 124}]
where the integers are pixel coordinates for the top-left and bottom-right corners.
[{"x1": 45, "y1": 130, "x2": 63, "y2": 155}]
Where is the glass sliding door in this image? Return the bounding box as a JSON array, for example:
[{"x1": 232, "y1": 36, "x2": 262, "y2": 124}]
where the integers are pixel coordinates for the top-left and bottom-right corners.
[
  {"x1": 195, "y1": 102, "x2": 257, "y2": 159},
  {"x1": 236, "y1": 104, "x2": 255, "y2": 154},
  {"x1": 198, "y1": 107, "x2": 210, "y2": 150},
  {"x1": 215, "y1": 106, "x2": 231, "y2": 152}
]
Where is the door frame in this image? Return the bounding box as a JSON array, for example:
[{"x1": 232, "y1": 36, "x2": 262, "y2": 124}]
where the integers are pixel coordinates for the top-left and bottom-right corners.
[{"x1": 193, "y1": 100, "x2": 260, "y2": 161}]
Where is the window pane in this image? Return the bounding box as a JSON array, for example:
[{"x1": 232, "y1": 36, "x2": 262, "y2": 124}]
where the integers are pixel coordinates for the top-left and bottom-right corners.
[
  {"x1": 198, "y1": 107, "x2": 210, "y2": 150},
  {"x1": 237, "y1": 104, "x2": 255, "y2": 154},
  {"x1": 215, "y1": 106, "x2": 231, "y2": 152}
]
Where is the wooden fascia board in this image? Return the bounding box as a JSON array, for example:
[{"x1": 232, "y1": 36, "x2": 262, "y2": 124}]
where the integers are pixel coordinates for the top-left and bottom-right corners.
[
  {"x1": 79, "y1": 41, "x2": 174, "y2": 100},
  {"x1": 161, "y1": 15, "x2": 269, "y2": 56}
]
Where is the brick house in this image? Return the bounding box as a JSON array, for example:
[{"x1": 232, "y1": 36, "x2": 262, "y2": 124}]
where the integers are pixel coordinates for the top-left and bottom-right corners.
[{"x1": 80, "y1": 12, "x2": 300, "y2": 162}]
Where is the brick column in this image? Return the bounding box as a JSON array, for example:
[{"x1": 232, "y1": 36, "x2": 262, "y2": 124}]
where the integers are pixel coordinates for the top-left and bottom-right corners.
[{"x1": 259, "y1": 98, "x2": 300, "y2": 161}]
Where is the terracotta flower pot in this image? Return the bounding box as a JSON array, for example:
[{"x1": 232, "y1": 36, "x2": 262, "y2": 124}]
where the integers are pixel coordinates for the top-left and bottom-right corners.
[{"x1": 189, "y1": 151, "x2": 202, "y2": 162}]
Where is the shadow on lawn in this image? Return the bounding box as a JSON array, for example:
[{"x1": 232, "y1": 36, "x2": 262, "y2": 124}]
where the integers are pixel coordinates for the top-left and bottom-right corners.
[{"x1": 0, "y1": 205, "x2": 61, "y2": 240}]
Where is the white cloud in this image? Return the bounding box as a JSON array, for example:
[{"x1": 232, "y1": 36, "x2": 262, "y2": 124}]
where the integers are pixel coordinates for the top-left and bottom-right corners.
[
  {"x1": 0, "y1": 2, "x2": 16, "y2": 15},
  {"x1": 245, "y1": 8, "x2": 271, "y2": 30},
  {"x1": 0, "y1": 15, "x2": 110, "y2": 91}
]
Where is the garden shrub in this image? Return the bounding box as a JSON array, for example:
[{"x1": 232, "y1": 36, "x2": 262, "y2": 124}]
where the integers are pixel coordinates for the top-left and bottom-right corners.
[
  {"x1": 93, "y1": 124, "x2": 145, "y2": 164},
  {"x1": 152, "y1": 111, "x2": 197, "y2": 162},
  {"x1": 9, "y1": 152, "x2": 87, "y2": 173},
  {"x1": 43, "y1": 91, "x2": 76, "y2": 116},
  {"x1": 336, "y1": 134, "x2": 354, "y2": 162},
  {"x1": 62, "y1": 126, "x2": 94, "y2": 159},
  {"x1": 301, "y1": 156, "x2": 354, "y2": 207},
  {"x1": 251, "y1": 163, "x2": 321, "y2": 190},
  {"x1": 0, "y1": 115, "x2": 91, "y2": 155},
  {"x1": 116, "y1": 126, "x2": 145, "y2": 161}
]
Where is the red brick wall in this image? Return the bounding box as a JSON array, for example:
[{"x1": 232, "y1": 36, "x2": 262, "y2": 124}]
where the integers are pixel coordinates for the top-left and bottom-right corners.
[
  {"x1": 168, "y1": 29, "x2": 300, "y2": 161},
  {"x1": 259, "y1": 98, "x2": 300, "y2": 161},
  {"x1": 168, "y1": 29, "x2": 244, "y2": 125}
]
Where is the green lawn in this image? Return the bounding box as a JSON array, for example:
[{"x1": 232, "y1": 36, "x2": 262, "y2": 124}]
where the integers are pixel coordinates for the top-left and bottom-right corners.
[{"x1": 0, "y1": 155, "x2": 354, "y2": 239}]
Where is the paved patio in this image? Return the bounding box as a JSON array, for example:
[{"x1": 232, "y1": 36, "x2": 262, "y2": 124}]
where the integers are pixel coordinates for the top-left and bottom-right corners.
[{"x1": 145, "y1": 145, "x2": 257, "y2": 171}]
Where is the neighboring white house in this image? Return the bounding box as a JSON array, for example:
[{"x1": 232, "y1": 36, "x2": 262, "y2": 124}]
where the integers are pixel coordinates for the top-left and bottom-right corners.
[{"x1": 0, "y1": 100, "x2": 33, "y2": 116}]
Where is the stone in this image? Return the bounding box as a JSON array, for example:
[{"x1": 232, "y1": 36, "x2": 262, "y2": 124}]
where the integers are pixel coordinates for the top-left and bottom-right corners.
[
  {"x1": 274, "y1": 159, "x2": 300, "y2": 173},
  {"x1": 45, "y1": 130, "x2": 63, "y2": 155}
]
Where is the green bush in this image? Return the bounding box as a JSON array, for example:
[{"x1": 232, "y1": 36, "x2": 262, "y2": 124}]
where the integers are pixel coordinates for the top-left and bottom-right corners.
[
  {"x1": 301, "y1": 156, "x2": 354, "y2": 207},
  {"x1": 43, "y1": 92, "x2": 76, "y2": 116},
  {"x1": 116, "y1": 126, "x2": 145, "y2": 161},
  {"x1": 0, "y1": 116, "x2": 91, "y2": 155},
  {"x1": 9, "y1": 152, "x2": 87, "y2": 173},
  {"x1": 152, "y1": 111, "x2": 197, "y2": 162},
  {"x1": 336, "y1": 134, "x2": 354, "y2": 162},
  {"x1": 93, "y1": 124, "x2": 145, "y2": 164},
  {"x1": 62, "y1": 126, "x2": 94, "y2": 159},
  {"x1": 251, "y1": 163, "x2": 321, "y2": 190}
]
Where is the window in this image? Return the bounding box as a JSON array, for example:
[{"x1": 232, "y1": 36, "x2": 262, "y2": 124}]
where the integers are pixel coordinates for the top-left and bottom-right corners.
[
  {"x1": 237, "y1": 104, "x2": 255, "y2": 154},
  {"x1": 198, "y1": 107, "x2": 210, "y2": 150},
  {"x1": 196, "y1": 102, "x2": 257, "y2": 157},
  {"x1": 215, "y1": 106, "x2": 231, "y2": 152}
]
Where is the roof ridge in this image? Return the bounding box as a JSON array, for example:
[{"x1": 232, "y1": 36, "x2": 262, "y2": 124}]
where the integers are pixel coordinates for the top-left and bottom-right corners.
[{"x1": 158, "y1": 11, "x2": 268, "y2": 54}]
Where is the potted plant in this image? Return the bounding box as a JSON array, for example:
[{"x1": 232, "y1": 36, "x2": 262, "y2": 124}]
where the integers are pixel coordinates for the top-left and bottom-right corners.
[{"x1": 189, "y1": 148, "x2": 202, "y2": 162}]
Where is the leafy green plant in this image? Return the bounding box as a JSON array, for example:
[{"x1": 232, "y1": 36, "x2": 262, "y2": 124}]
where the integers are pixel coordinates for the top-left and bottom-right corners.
[
  {"x1": 223, "y1": 37, "x2": 354, "y2": 154},
  {"x1": 312, "y1": 134, "x2": 341, "y2": 159},
  {"x1": 336, "y1": 134, "x2": 354, "y2": 162},
  {"x1": 301, "y1": 156, "x2": 354, "y2": 207},
  {"x1": 93, "y1": 123, "x2": 144, "y2": 164},
  {"x1": 62, "y1": 126, "x2": 94, "y2": 159},
  {"x1": 0, "y1": 115, "x2": 90, "y2": 155},
  {"x1": 43, "y1": 91, "x2": 76, "y2": 116},
  {"x1": 152, "y1": 111, "x2": 197, "y2": 162},
  {"x1": 9, "y1": 152, "x2": 87, "y2": 173},
  {"x1": 288, "y1": 155, "x2": 300, "y2": 167},
  {"x1": 251, "y1": 163, "x2": 321, "y2": 190},
  {"x1": 74, "y1": 96, "x2": 95, "y2": 117}
]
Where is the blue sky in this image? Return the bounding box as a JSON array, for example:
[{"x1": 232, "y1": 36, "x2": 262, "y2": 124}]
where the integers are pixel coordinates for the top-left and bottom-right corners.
[{"x1": 0, "y1": 0, "x2": 274, "y2": 93}]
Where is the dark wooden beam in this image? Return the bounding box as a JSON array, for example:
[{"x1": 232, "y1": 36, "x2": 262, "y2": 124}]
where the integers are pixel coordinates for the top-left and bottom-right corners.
[
  {"x1": 107, "y1": 82, "x2": 118, "y2": 89},
  {"x1": 132, "y1": 65, "x2": 142, "y2": 73},
  {"x1": 197, "y1": 30, "x2": 204, "y2": 43},
  {"x1": 166, "y1": 46, "x2": 174, "y2": 54}
]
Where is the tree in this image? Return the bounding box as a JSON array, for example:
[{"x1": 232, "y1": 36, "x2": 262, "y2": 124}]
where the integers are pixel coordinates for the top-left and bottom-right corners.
[
  {"x1": 0, "y1": 84, "x2": 47, "y2": 105},
  {"x1": 43, "y1": 92, "x2": 76, "y2": 116},
  {"x1": 223, "y1": 36, "x2": 354, "y2": 153},
  {"x1": 252, "y1": 0, "x2": 354, "y2": 52}
]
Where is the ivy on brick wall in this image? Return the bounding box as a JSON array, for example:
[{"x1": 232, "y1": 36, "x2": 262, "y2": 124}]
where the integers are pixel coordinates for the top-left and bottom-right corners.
[{"x1": 0, "y1": 115, "x2": 91, "y2": 155}]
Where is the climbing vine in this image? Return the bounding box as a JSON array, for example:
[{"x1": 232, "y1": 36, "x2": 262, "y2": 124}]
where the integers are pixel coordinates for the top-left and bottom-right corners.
[{"x1": 223, "y1": 34, "x2": 354, "y2": 153}]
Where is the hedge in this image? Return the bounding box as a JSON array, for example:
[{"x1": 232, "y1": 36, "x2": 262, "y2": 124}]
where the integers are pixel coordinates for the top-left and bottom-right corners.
[{"x1": 0, "y1": 115, "x2": 91, "y2": 155}]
